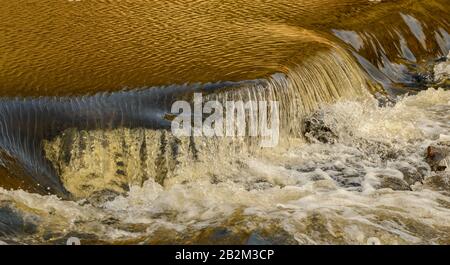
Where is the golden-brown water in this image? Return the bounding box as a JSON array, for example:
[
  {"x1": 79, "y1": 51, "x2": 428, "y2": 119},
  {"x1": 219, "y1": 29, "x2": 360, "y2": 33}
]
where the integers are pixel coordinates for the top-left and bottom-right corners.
[
  {"x1": 0, "y1": 0, "x2": 450, "y2": 245},
  {"x1": 0, "y1": 0, "x2": 448, "y2": 96}
]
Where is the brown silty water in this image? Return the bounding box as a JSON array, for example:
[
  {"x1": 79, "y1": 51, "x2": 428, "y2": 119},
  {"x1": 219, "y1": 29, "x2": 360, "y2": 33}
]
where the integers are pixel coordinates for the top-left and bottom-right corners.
[
  {"x1": 0, "y1": 0, "x2": 449, "y2": 244},
  {"x1": 0, "y1": 0, "x2": 448, "y2": 96}
]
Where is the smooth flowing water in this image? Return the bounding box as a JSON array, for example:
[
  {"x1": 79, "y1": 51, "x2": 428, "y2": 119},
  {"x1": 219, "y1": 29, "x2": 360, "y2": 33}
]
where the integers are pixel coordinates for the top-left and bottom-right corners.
[{"x1": 0, "y1": 0, "x2": 449, "y2": 244}]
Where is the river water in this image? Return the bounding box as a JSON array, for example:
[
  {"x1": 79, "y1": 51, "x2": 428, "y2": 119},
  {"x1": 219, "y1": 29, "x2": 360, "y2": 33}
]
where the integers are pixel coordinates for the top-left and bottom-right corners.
[{"x1": 0, "y1": 0, "x2": 449, "y2": 244}]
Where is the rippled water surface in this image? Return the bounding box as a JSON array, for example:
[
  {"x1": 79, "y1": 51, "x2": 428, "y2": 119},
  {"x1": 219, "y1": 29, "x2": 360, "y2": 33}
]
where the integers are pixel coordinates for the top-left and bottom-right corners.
[
  {"x1": 0, "y1": 0, "x2": 449, "y2": 244},
  {"x1": 1, "y1": 0, "x2": 448, "y2": 96}
]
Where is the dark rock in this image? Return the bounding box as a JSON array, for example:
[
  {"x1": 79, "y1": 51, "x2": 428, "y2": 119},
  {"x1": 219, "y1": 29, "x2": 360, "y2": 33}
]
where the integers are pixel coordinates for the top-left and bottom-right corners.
[
  {"x1": 101, "y1": 217, "x2": 120, "y2": 225},
  {"x1": 246, "y1": 232, "x2": 273, "y2": 245},
  {"x1": 425, "y1": 145, "x2": 449, "y2": 172},
  {"x1": 210, "y1": 175, "x2": 222, "y2": 184},
  {"x1": 245, "y1": 178, "x2": 274, "y2": 191},
  {"x1": 411, "y1": 72, "x2": 434, "y2": 87},
  {"x1": 374, "y1": 92, "x2": 396, "y2": 107},
  {"x1": 302, "y1": 111, "x2": 338, "y2": 144},
  {"x1": 398, "y1": 167, "x2": 425, "y2": 185},
  {"x1": 0, "y1": 205, "x2": 38, "y2": 237},
  {"x1": 84, "y1": 189, "x2": 122, "y2": 206},
  {"x1": 425, "y1": 172, "x2": 450, "y2": 192},
  {"x1": 377, "y1": 175, "x2": 411, "y2": 191}
]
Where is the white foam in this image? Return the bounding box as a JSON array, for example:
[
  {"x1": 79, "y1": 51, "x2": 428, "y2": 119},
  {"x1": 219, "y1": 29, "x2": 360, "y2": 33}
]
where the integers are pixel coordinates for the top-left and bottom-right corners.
[{"x1": 1, "y1": 88, "x2": 450, "y2": 244}]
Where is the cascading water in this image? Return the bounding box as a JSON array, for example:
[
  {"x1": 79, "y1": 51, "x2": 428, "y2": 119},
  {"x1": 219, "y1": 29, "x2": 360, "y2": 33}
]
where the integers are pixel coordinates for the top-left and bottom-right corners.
[{"x1": 0, "y1": 0, "x2": 449, "y2": 244}]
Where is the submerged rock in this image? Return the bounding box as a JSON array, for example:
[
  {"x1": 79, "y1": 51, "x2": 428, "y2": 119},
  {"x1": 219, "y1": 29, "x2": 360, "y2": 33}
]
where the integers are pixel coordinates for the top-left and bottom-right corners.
[
  {"x1": 374, "y1": 92, "x2": 396, "y2": 107},
  {"x1": 302, "y1": 111, "x2": 338, "y2": 144},
  {"x1": 398, "y1": 167, "x2": 425, "y2": 185},
  {"x1": 0, "y1": 205, "x2": 38, "y2": 238},
  {"x1": 433, "y1": 51, "x2": 450, "y2": 87},
  {"x1": 425, "y1": 172, "x2": 450, "y2": 192},
  {"x1": 378, "y1": 175, "x2": 412, "y2": 191},
  {"x1": 425, "y1": 144, "x2": 449, "y2": 172}
]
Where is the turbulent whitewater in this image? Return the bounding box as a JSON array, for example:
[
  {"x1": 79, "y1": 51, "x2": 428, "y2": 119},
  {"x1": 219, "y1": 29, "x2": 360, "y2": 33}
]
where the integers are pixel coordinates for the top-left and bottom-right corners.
[{"x1": 0, "y1": 0, "x2": 449, "y2": 244}]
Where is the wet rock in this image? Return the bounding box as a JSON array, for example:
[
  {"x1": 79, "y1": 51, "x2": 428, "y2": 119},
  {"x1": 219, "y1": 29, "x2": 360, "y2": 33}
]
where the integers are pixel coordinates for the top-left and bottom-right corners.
[
  {"x1": 0, "y1": 205, "x2": 38, "y2": 237},
  {"x1": 302, "y1": 111, "x2": 338, "y2": 144},
  {"x1": 246, "y1": 232, "x2": 273, "y2": 245},
  {"x1": 378, "y1": 175, "x2": 411, "y2": 191},
  {"x1": 83, "y1": 189, "x2": 122, "y2": 207},
  {"x1": 424, "y1": 172, "x2": 450, "y2": 192},
  {"x1": 101, "y1": 217, "x2": 120, "y2": 225},
  {"x1": 398, "y1": 167, "x2": 425, "y2": 185},
  {"x1": 411, "y1": 71, "x2": 434, "y2": 88},
  {"x1": 246, "y1": 229, "x2": 298, "y2": 245},
  {"x1": 210, "y1": 175, "x2": 222, "y2": 184},
  {"x1": 433, "y1": 51, "x2": 450, "y2": 86},
  {"x1": 245, "y1": 179, "x2": 274, "y2": 191},
  {"x1": 374, "y1": 92, "x2": 396, "y2": 107},
  {"x1": 425, "y1": 144, "x2": 449, "y2": 172}
]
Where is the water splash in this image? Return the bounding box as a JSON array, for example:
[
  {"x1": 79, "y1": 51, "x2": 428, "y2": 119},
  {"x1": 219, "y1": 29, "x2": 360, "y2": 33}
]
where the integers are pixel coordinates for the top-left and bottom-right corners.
[{"x1": 1, "y1": 88, "x2": 450, "y2": 244}]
